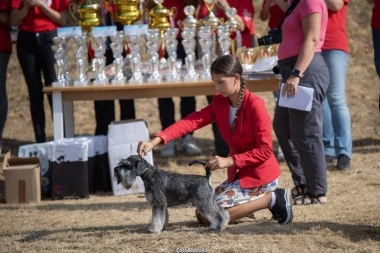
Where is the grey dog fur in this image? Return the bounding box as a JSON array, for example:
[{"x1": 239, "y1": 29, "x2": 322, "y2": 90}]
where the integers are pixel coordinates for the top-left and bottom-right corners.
[{"x1": 113, "y1": 155, "x2": 230, "y2": 233}]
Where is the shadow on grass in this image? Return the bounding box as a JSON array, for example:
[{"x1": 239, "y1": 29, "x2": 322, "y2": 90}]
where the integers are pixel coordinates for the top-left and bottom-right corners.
[{"x1": 4, "y1": 220, "x2": 379, "y2": 243}]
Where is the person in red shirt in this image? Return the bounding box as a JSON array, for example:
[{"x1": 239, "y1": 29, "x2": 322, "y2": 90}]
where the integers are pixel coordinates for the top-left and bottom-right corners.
[
  {"x1": 137, "y1": 55, "x2": 293, "y2": 225},
  {"x1": 368, "y1": 0, "x2": 380, "y2": 77},
  {"x1": 0, "y1": 0, "x2": 12, "y2": 144},
  {"x1": 197, "y1": 0, "x2": 254, "y2": 48},
  {"x1": 10, "y1": 0, "x2": 69, "y2": 143},
  {"x1": 146, "y1": 0, "x2": 203, "y2": 158},
  {"x1": 321, "y1": 0, "x2": 352, "y2": 171}
]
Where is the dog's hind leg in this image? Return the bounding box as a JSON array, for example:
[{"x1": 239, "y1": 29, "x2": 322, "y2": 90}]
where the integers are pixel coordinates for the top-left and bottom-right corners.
[
  {"x1": 148, "y1": 206, "x2": 167, "y2": 233},
  {"x1": 163, "y1": 208, "x2": 169, "y2": 230}
]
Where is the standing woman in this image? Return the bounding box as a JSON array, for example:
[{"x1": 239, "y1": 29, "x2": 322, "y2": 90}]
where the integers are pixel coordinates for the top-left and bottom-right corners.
[
  {"x1": 0, "y1": 0, "x2": 11, "y2": 147},
  {"x1": 10, "y1": 0, "x2": 69, "y2": 143},
  {"x1": 273, "y1": 0, "x2": 330, "y2": 204}
]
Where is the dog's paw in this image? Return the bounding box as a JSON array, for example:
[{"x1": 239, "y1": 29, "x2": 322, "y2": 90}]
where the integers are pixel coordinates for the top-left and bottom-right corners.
[{"x1": 148, "y1": 225, "x2": 163, "y2": 233}]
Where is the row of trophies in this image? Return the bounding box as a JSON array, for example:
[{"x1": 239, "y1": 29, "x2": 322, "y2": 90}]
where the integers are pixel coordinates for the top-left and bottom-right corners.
[{"x1": 52, "y1": 0, "x2": 241, "y2": 86}]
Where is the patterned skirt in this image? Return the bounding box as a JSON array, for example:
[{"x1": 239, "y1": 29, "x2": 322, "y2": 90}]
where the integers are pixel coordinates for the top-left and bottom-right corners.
[{"x1": 215, "y1": 178, "x2": 279, "y2": 208}]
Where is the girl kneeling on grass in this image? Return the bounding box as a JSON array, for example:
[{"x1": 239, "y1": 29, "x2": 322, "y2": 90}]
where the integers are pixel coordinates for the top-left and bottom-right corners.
[{"x1": 137, "y1": 55, "x2": 293, "y2": 225}]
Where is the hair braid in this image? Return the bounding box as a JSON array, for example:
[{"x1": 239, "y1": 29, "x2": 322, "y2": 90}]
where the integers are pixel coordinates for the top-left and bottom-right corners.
[{"x1": 230, "y1": 77, "x2": 246, "y2": 132}]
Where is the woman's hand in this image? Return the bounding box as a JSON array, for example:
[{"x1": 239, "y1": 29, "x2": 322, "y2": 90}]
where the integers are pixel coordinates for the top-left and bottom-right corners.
[
  {"x1": 137, "y1": 141, "x2": 155, "y2": 157},
  {"x1": 207, "y1": 156, "x2": 235, "y2": 171},
  {"x1": 282, "y1": 75, "x2": 300, "y2": 97}
]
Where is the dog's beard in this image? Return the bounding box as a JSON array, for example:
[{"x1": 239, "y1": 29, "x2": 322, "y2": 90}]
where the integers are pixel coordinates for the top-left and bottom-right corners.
[{"x1": 119, "y1": 169, "x2": 137, "y2": 189}]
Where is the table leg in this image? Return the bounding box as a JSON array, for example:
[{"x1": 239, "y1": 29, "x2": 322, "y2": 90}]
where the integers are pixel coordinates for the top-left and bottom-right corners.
[
  {"x1": 52, "y1": 91, "x2": 64, "y2": 140},
  {"x1": 63, "y1": 101, "x2": 74, "y2": 138}
]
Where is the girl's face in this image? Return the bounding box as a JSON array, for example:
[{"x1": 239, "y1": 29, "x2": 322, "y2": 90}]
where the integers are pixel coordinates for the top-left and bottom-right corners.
[{"x1": 211, "y1": 73, "x2": 240, "y2": 97}]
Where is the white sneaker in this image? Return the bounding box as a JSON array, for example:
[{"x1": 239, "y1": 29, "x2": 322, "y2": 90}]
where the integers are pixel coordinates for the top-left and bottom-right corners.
[
  {"x1": 160, "y1": 140, "x2": 176, "y2": 158},
  {"x1": 182, "y1": 134, "x2": 202, "y2": 156}
]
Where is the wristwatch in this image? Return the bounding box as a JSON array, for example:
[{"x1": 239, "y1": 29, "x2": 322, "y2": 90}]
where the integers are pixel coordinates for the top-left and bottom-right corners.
[{"x1": 291, "y1": 69, "x2": 304, "y2": 79}]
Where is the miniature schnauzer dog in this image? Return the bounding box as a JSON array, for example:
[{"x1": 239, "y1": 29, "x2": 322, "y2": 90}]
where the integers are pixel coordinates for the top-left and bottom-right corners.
[{"x1": 114, "y1": 155, "x2": 230, "y2": 233}]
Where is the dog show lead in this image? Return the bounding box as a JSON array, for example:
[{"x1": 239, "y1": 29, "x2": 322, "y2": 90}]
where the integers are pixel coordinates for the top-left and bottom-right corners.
[{"x1": 137, "y1": 55, "x2": 293, "y2": 226}]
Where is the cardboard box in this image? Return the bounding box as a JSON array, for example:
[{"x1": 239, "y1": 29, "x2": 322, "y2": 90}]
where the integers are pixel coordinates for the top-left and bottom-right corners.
[
  {"x1": 108, "y1": 119, "x2": 154, "y2": 196},
  {"x1": 3, "y1": 152, "x2": 41, "y2": 204}
]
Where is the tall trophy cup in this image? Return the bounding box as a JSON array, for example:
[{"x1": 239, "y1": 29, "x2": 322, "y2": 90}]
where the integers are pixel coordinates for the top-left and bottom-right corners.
[
  {"x1": 164, "y1": 28, "x2": 180, "y2": 82},
  {"x1": 198, "y1": 26, "x2": 213, "y2": 80},
  {"x1": 51, "y1": 37, "x2": 67, "y2": 87},
  {"x1": 181, "y1": 27, "x2": 198, "y2": 81},
  {"x1": 110, "y1": 31, "x2": 127, "y2": 85},
  {"x1": 146, "y1": 29, "x2": 162, "y2": 83},
  {"x1": 217, "y1": 25, "x2": 231, "y2": 56},
  {"x1": 91, "y1": 36, "x2": 109, "y2": 85},
  {"x1": 202, "y1": 0, "x2": 221, "y2": 61},
  {"x1": 72, "y1": 33, "x2": 89, "y2": 86},
  {"x1": 125, "y1": 34, "x2": 143, "y2": 84}
]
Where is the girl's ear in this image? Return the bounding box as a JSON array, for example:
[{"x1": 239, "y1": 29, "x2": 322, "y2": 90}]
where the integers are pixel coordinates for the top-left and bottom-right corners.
[{"x1": 234, "y1": 73, "x2": 241, "y2": 82}]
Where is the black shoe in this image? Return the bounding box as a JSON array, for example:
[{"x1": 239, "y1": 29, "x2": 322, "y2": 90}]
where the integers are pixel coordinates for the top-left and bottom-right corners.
[
  {"x1": 336, "y1": 154, "x2": 351, "y2": 170},
  {"x1": 270, "y1": 188, "x2": 293, "y2": 224}
]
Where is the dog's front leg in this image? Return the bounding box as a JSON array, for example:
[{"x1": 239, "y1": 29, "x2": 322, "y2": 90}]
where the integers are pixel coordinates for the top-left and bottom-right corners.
[{"x1": 148, "y1": 206, "x2": 166, "y2": 233}]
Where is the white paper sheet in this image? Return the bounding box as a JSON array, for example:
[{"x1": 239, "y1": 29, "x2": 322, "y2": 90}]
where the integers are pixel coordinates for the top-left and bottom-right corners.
[{"x1": 278, "y1": 83, "x2": 314, "y2": 112}]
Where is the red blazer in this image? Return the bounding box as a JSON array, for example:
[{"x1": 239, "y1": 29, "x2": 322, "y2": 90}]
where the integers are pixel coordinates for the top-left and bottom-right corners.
[{"x1": 156, "y1": 89, "x2": 281, "y2": 189}]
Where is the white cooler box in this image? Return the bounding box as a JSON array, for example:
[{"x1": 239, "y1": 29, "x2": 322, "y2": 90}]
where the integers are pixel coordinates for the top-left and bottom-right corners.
[{"x1": 107, "y1": 119, "x2": 154, "y2": 196}]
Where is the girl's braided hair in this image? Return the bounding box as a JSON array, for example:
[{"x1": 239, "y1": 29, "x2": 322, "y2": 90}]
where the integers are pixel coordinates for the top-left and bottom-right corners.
[{"x1": 210, "y1": 55, "x2": 246, "y2": 132}]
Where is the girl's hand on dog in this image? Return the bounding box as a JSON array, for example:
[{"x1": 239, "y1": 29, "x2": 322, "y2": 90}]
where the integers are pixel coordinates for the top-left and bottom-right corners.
[
  {"x1": 137, "y1": 141, "x2": 154, "y2": 157},
  {"x1": 207, "y1": 156, "x2": 235, "y2": 171}
]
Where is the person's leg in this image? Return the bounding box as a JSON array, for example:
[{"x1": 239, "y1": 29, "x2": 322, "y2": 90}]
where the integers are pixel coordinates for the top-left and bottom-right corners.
[
  {"x1": 180, "y1": 96, "x2": 202, "y2": 155},
  {"x1": 321, "y1": 94, "x2": 335, "y2": 158},
  {"x1": 38, "y1": 30, "x2": 57, "y2": 112},
  {"x1": 17, "y1": 31, "x2": 46, "y2": 143},
  {"x1": 158, "y1": 98, "x2": 176, "y2": 157},
  {"x1": 273, "y1": 104, "x2": 305, "y2": 188},
  {"x1": 0, "y1": 52, "x2": 10, "y2": 139},
  {"x1": 94, "y1": 101, "x2": 115, "y2": 135},
  {"x1": 322, "y1": 50, "x2": 351, "y2": 169},
  {"x1": 289, "y1": 54, "x2": 329, "y2": 198},
  {"x1": 119, "y1": 99, "x2": 136, "y2": 120},
  {"x1": 206, "y1": 95, "x2": 229, "y2": 157},
  {"x1": 373, "y1": 28, "x2": 380, "y2": 77}
]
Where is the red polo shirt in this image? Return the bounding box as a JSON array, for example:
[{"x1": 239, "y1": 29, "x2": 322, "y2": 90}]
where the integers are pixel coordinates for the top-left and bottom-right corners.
[
  {"x1": 261, "y1": 0, "x2": 285, "y2": 30},
  {"x1": 372, "y1": 0, "x2": 380, "y2": 30},
  {"x1": 197, "y1": 0, "x2": 254, "y2": 47},
  {"x1": 322, "y1": 0, "x2": 349, "y2": 53},
  {"x1": 10, "y1": 0, "x2": 70, "y2": 32},
  {"x1": 0, "y1": 0, "x2": 11, "y2": 52}
]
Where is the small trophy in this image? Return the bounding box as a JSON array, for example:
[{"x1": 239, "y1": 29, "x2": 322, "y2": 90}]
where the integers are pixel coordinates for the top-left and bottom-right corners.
[
  {"x1": 224, "y1": 7, "x2": 242, "y2": 53},
  {"x1": 73, "y1": 34, "x2": 89, "y2": 86},
  {"x1": 91, "y1": 36, "x2": 109, "y2": 85},
  {"x1": 178, "y1": 5, "x2": 198, "y2": 29},
  {"x1": 164, "y1": 28, "x2": 180, "y2": 82},
  {"x1": 146, "y1": 29, "x2": 162, "y2": 83},
  {"x1": 198, "y1": 26, "x2": 213, "y2": 80},
  {"x1": 114, "y1": 0, "x2": 141, "y2": 25},
  {"x1": 51, "y1": 37, "x2": 67, "y2": 87},
  {"x1": 217, "y1": 25, "x2": 231, "y2": 56},
  {"x1": 110, "y1": 31, "x2": 127, "y2": 85},
  {"x1": 181, "y1": 27, "x2": 198, "y2": 81},
  {"x1": 125, "y1": 34, "x2": 143, "y2": 84}
]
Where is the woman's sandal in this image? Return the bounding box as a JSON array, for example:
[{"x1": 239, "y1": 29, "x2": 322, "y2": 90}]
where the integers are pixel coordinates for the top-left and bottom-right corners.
[
  {"x1": 294, "y1": 193, "x2": 327, "y2": 205},
  {"x1": 291, "y1": 185, "x2": 305, "y2": 200}
]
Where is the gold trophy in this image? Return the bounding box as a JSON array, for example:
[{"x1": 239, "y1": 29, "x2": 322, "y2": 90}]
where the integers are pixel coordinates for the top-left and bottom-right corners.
[
  {"x1": 69, "y1": 0, "x2": 102, "y2": 32},
  {"x1": 202, "y1": 0, "x2": 221, "y2": 30},
  {"x1": 114, "y1": 0, "x2": 141, "y2": 25},
  {"x1": 149, "y1": 0, "x2": 175, "y2": 34}
]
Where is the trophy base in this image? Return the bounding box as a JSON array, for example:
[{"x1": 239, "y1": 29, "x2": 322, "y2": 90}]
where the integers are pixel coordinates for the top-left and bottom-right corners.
[
  {"x1": 73, "y1": 80, "x2": 89, "y2": 87},
  {"x1": 52, "y1": 81, "x2": 66, "y2": 87},
  {"x1": 148, "y1": 74, "x2": 162, "y2": 83},
  {"x1": 128, "y1": 77, "x2": 143, "y2": 84},
  {"x1": 92, "y1": 78, "x2": 109, "y2": 86},
  {"x1": 166, "y1": 75, "x2": 181, "y2": 82},
  {"x1": 111, "y1": 78, "x2": 126, "y2": 85},
  {"x1": 184, "y1": 75, "x2": 199, "y2": 82}
]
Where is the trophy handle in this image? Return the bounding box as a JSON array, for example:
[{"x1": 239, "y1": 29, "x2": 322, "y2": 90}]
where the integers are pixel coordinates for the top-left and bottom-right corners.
[{"x1": 69, "y1": 3, "x2": 78, "y2": 24}]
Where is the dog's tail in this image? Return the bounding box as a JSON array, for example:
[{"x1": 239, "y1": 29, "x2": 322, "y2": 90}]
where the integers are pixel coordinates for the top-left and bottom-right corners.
[{"x1": 188, "y1": 160, "x2": 211, "y2": 179}]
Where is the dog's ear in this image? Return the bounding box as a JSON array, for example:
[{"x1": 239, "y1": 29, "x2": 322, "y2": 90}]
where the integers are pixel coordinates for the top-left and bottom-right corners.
[{"x1": 133, "y1": 156, "x2": 148, "y2": 176}]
